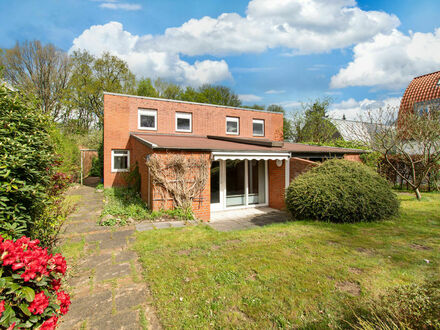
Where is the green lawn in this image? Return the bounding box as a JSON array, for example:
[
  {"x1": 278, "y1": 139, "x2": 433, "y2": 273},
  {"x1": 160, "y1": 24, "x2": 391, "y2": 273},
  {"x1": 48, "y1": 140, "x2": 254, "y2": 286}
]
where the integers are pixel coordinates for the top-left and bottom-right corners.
[{"x1": 134, "y1": 193, "x2": 440, "y2": 329}]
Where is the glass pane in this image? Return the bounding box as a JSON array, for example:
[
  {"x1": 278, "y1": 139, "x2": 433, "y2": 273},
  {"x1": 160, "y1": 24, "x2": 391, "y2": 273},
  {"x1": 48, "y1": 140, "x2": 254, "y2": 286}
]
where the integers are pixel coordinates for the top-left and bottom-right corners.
[
  {"x1": 227, "y1": 121, "x2": 238, "y2": 133},
  {"x1": 177, "y1": 118, "x2": 191, "y2": 131},
  {"x1": 226, "y1": 160, "x2": 245, "y2": 206},
  {"x1": 248, "y1": 160, "x2": 266, "y2": 204},
  {"x1": 210, "y1": 161, "x2": 220, "y2": 204},
  {"x1": 114, "y1": 156, "x2": 128, "y2": 169},
  {"x1": 253, "y1": 122, "x2": 263, "y2": 135},
  {"x1": 140, "y1": 115, "x2": 155, "y2": 128}
]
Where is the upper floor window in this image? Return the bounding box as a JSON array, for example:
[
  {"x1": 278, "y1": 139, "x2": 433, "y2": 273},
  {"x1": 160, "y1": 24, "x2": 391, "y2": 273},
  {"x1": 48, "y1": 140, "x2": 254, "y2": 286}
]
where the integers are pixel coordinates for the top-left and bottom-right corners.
[
  {"x1": 111, "y1": 150, "x2": 129, "y2": 172},
  {"x1": 253, "y1": 119, "x2": 265, "y2": 136},
  {"x1": 138, "y1": 109, "x2": 157, "y2": 130},
  {"x1": 437, "y1": 78, "x2": 440, "y2": 87},
  {"x1": 226, "y1": 117, "x2": 239, "y2": 135},
  {"x1": 175, "y1": 112, "x2": 192, "y2": 132}
]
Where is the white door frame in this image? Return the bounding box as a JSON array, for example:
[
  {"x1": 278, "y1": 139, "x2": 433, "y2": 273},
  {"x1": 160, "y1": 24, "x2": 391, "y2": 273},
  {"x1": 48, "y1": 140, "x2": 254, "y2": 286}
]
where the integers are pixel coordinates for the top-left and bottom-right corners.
[{"x1": 210, "y1": 159, "x2": 269, "y2": 212}]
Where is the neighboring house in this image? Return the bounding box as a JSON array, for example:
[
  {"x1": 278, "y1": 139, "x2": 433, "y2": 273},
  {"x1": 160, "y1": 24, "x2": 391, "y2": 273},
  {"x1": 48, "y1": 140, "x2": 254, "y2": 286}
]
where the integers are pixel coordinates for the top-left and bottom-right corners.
[
  {"x1": 330, "y1": 118, "x2": 376, "y2": 143},
  {"x1": 399, "y1": 70, "x2": 440, "y2": 120},
  {"x1": 103, "y1": 92, "x2": 365, "y2": 220}
]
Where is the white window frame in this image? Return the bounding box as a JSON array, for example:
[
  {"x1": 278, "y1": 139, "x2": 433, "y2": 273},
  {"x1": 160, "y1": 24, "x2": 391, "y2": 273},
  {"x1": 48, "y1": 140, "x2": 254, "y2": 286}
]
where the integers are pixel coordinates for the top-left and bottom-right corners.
[
  {"x1": 226, "y1": 117, "x2": 239, "y2": 135},
  {"x1": 111, "y1": 150, "x2": 130, "y2": 173},
  {"x1": 175, "y1": 112, "x2": 192, "y2": 133},
  {"x1": 138, "y1": 109, "x2": 157, "y2": 130},
  {"x1": 252, "y1": 119, "x2": 265, "y2": 137}
]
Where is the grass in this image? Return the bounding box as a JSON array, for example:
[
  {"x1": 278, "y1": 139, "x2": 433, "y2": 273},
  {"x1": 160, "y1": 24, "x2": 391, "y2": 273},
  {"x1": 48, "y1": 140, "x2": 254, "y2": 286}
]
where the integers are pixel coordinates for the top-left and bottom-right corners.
[
  {"x1": 100, "y1": 187, "x2": 194, "y2": 226},
  {"x1": 134, "y1": 193, "x2": 440, "y2": 329}
]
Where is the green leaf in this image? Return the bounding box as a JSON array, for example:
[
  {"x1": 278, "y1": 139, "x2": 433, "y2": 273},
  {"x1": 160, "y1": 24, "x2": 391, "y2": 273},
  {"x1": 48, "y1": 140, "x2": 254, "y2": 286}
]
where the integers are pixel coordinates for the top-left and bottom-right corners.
[
  {"x1": 20, "y1": 286, "x2": 35, "y2": 303},
  {"x1": 19, "y1": 303, "x2": 31, "y2": 316}
]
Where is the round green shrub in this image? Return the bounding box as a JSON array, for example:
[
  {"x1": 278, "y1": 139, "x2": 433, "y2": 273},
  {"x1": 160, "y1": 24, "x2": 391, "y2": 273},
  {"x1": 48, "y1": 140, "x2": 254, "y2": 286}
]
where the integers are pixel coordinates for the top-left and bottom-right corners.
[{"x1": 285, "y1": 159, "x2": 399, "y2": 223}]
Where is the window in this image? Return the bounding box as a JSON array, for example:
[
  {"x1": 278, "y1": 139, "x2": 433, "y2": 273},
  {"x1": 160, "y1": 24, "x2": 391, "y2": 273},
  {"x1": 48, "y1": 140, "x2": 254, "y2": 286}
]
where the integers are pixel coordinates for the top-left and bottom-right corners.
[
  {"x1": 253, "y1": 119, "x2": 265, "y2": 136},
  {"x1": 111, "y1": 150, "x2": 129, "y2": 172},
  {"x1": 226, "y1": 117, "x2": 239, "y2": 135},
  {"x1": 138, "y1": 109, "x2": 157, "y2": 130},
  {"x1": 437, "y1": 78, "x2": 440, "y2": 87},
  {"x1": 175, "y1": 112, "x2": 192, "y2": 132}
]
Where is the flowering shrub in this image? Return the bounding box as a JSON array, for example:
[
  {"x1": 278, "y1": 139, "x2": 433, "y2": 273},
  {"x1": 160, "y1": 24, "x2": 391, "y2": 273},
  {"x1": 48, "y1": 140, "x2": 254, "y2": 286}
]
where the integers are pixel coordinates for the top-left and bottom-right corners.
[{"x1": 0, "y1": 235, "x2": 71, "y2": 329}]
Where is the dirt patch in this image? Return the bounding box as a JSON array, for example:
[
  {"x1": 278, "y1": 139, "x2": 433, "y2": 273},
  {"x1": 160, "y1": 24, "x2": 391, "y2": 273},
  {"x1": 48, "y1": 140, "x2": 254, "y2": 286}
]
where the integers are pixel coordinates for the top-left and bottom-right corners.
[
  {"x1": 336, "y1": 281, "x2": 361, "y2": 296},
  {"x1": 327, "y1": 240, "x2": 339, "y2": 246},
  {"x1": 247, "y1": 271, "x2": 258, "y2": 281},
  {"x1": 348, "y1": 267, "x2": 363, "y2": 275},
  {"x1": 176, "y1": 248, "x2": 199, "y2": 256},
  {"x1": 410, "y1": 243, "x2": 432, "y2": 251},
  {"x1": 356, "y1": 247, "x2": 376, "y2": 256},
  {"x1": 224, "y1": 239, "x2": 242, "y2": 245},
  {"x1": 211, "y1": 244, "x2": 221, "y2": 250}
]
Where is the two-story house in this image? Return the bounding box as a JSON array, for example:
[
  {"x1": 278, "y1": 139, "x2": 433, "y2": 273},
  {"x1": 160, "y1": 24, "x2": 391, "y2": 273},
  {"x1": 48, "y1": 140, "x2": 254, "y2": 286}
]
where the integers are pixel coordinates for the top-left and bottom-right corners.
[{"x1": 103, "y1": 92, "x2": 365, "y2": 221}]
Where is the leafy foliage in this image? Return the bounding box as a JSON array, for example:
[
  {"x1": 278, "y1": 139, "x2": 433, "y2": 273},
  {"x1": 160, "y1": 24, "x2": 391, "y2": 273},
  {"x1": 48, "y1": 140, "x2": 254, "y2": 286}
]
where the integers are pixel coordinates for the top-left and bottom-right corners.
[
  {"x1": 349, "y1": 279, "x2": 440, "y2": 329},
  {"x1": 285, "y1": 159, "x2": 399, "y2": 222},
  {"x1": 0, "y1": 235, "x2": 70, "y2": 329},
  {"x1": 0, "y1": 85, "x2": 58, "y2": 239},
  {"x1": 291, "y1": 98, "x2": 339, "y2": 143},
  {"x1": 100, "y1": 187, "x2": 194, "y2": 226}
]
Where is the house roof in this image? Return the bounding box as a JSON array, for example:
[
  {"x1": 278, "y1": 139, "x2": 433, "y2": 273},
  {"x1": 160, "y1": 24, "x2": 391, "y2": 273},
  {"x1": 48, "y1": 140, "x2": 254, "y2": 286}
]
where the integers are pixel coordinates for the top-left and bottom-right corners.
[
  {"x1": 130, "y1": 133, "x2": 366, "y2": 155},
  {"x1": 399, "y1": 71, "x2": 440, "y2": 117}
]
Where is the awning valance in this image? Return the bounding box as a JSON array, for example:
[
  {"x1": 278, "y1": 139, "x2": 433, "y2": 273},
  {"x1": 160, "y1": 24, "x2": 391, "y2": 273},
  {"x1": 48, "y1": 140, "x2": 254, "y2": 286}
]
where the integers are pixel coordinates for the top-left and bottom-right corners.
[{"x1": 212, "y1": 151, "x2": 290, "y2": 161}]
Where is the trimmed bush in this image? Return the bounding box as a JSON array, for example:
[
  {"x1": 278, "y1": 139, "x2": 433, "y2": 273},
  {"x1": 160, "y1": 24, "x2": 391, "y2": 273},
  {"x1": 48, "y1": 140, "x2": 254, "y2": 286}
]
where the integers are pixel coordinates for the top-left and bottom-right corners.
[{"x1": 285, "y1": 159, "x2": 399, "y2": 223}]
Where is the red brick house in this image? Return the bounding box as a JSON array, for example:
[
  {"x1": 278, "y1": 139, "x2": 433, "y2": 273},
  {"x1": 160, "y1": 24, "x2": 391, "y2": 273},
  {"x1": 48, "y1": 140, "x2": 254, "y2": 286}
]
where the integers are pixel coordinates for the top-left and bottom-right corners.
[{"x1": 103, "y1": 92, "x2": 365, "y2": 221}]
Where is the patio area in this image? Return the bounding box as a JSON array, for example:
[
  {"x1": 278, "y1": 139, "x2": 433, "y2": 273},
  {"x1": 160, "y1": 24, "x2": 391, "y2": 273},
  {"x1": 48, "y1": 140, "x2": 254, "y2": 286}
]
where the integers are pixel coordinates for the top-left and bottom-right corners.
[{"x1": 208, "y1": 207, "x2": 291, "y2": 231}]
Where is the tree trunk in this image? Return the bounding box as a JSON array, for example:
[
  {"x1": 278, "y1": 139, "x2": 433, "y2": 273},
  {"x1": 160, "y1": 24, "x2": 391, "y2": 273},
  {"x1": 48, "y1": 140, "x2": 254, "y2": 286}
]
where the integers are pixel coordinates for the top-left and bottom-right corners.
[{"x1": 414, "y1": 188, "x2": 422, "y2": 200}]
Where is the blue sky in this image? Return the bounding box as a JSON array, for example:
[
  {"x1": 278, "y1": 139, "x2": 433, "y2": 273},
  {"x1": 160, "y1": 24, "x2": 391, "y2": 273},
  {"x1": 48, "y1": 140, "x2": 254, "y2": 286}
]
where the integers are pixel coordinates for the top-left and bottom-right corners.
[{"x1": 1, "y1": 0, "x2": 439, "y2": 119}]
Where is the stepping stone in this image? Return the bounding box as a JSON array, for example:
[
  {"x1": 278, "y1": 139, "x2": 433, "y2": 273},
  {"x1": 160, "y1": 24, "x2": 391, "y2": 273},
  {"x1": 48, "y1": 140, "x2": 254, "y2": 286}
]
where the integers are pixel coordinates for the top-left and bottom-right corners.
[
  {"x1": 136, "y1": 222, "x2": 154, "y2": 231},
  {"x1": 95, "y1": 262, "x2": 131, "y2": 282}
]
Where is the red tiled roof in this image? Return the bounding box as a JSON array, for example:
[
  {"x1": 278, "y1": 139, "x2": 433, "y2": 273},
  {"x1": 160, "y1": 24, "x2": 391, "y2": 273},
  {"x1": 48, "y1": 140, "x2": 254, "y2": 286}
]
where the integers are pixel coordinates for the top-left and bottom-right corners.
[
  {"x1": 399, "y1": 71, "x2": 440, "y2": 118},
  {"x1": 130, "y1": 133, "x2": 365, "y2": 154}
]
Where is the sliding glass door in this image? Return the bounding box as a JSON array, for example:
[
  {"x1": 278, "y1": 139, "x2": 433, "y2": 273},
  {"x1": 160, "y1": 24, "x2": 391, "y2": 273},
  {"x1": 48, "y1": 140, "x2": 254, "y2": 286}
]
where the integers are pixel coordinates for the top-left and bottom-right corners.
[
  {"x1": 226, "y1": 160, "x2": 246, "y2": 207},
  {"x1": 248, "y1": 160, "x2": 266, "y2": 205}
]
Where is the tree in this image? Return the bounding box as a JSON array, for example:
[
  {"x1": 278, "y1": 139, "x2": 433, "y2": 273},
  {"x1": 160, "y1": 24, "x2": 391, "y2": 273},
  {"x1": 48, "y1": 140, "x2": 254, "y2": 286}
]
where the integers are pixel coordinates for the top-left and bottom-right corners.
[
  {"x1": 154, "y1": 78, "x2": 183, "y2": 99},
  {"x1": 267, "y1": 104, "x2": 295, "y2": 141},
  {"x1": 291, "y1": 98, "x2": 339, "y2": 143},
  {"x1": 67, "y1": 50, "x2": 136, "y2": 129},
  {"x1": 0, "y1": 41, "x2": 71, "y2": 120},
  {"x1": 351, "y1": 106, "x2": 440, "y2": 200},
  {"x1": 137, "y1": 78, "x2": 158, "y2": 97},
  {"x1": 196, "y1": 84, "x2": 241, "y2": 107}
]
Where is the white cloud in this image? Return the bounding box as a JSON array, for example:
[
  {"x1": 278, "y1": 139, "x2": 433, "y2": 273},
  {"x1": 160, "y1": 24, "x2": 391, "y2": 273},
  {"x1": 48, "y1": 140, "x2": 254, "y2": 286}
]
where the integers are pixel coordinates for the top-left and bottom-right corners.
[
  {"x1": 265, "y1": 89, "x2": 286, "y2": 94},
  {"x1": 70, "y1": 22, "x2": 232, "y2": 86},
  {"x1": 99, "y1": 3, "x2": 142, "y2": 11},
  {"x1": 74, "y1": 0, "x2": 401, "y2": 86},
  {"x1": 146, "y1": 0, "x2": 399, "y2": 56},
  {"x1": 331, "y1": 28, "x2": 440, "y2": 90},
  {"x1": 238, "y1": 94, "x2": 263, "y2": 102},
  {"x1": 328, "y1": 97, "x2": 401, "y2": 120}
]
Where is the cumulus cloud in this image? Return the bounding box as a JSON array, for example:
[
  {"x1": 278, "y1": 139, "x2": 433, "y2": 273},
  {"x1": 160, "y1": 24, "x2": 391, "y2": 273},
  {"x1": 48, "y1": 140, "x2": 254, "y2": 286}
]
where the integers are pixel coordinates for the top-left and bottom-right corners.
[
  {"x1": 331, "y1": 28, "x2": 440, "y2": 90},
  {"x1": 146, "y1": 0, "x2": 399, "y2": 56},
  {"x1": 328, "y1": 97, "x2": 401, "y2": 120},
  {"x1": 99, "y1": 3, "x2": 142, "y2": 11},
  {"x1": 239, "y1": 94, "x2": 263, "y2": 102},
  {"x1": 73, "y1": 0, "x2": 401, "y2": 86},
  {"x1": 70, "y1": 22, "x2": 232, "y2": 86}
]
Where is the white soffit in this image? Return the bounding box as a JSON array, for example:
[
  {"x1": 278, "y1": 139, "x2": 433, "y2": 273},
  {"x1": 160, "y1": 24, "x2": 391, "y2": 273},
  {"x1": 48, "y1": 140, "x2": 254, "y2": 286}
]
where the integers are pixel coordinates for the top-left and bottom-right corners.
[{"x1": 212, "y1": 152, "x2": 290, "y2": 161}]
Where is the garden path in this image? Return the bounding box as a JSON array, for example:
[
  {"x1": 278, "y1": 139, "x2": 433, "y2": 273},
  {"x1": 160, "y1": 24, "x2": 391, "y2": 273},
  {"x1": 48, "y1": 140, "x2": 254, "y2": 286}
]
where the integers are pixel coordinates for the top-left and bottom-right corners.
[{"x1": 57, "y1": 183, "x2": 161, "y2": 330}]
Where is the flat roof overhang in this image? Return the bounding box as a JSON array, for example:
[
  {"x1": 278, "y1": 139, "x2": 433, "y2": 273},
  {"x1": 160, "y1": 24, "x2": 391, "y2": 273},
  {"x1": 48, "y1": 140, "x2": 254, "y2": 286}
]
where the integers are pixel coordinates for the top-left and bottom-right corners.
[{"x1": 130, "y1": 133, "x2": 367, "y2": 156}]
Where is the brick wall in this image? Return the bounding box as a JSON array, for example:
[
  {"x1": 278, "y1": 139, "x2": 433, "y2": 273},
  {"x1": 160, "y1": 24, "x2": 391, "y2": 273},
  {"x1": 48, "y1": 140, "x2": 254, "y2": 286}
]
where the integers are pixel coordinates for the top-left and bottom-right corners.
[
  {"x1": 104, "y1": 93, "x2": 283, "y2": 140},
  {"x1": 268, "y1": 160, "x2": 286, "y2": 210},
  {"x1": 289, "y1": 157, "x2": 319, "y2": 180},
  {"x1": 344, "y1": 154, "x2": 362, "y2": 162}
]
